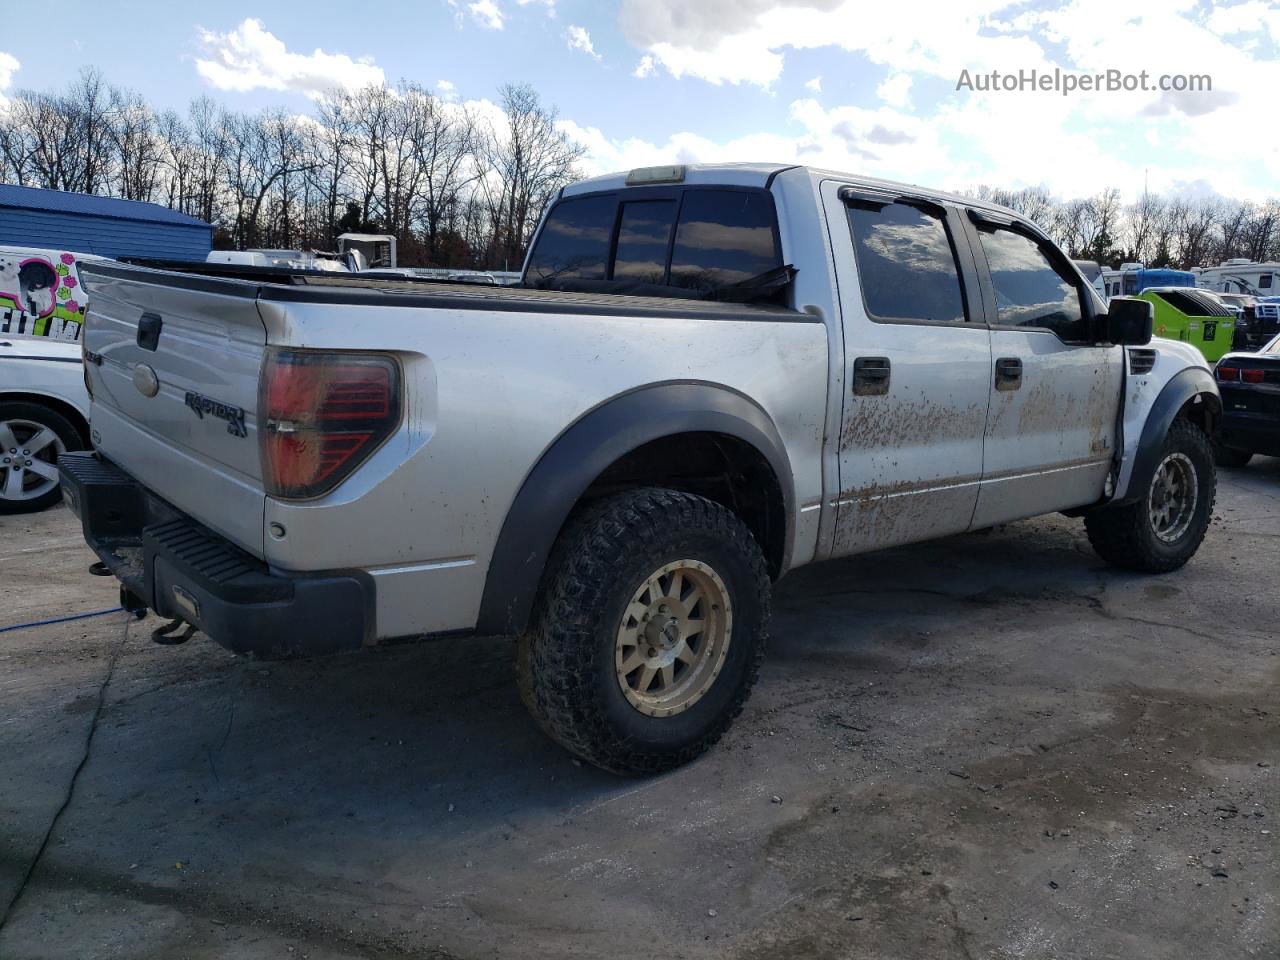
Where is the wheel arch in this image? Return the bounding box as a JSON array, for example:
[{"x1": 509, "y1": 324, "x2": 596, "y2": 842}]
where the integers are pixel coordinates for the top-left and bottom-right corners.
[
  {"x1": 476, "y1": 381, "x2": 795, "y2": 637},
  {"x1": 1112, "y1": 367, "x2": 1220, "y2": 505},
  {"x1": 0, "y1": 391, "x2": 90, "y2": 447}
]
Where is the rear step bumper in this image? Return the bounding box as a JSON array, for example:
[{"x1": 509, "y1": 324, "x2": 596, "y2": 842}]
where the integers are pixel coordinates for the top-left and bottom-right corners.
[{"x1": 59, "y1": 451, "x2": 372, "y2": 658}]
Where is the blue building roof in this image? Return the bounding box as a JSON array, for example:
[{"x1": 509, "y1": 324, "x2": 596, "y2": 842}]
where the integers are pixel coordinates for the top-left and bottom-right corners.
[
  {"x1": 0, "y1": 184, "x2": 212, "y2": 261},
  {"x1": 0, "y1": 184, "x2": 209, "y2": 227}
]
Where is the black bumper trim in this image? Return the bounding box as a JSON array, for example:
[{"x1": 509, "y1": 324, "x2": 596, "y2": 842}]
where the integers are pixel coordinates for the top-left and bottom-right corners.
[
  {"x1": 1221, "y1": 413, "x2": 1280, "y2": 457},
  {"x1": 59, "y1": 451, "x2": 372, "y2": 659}
]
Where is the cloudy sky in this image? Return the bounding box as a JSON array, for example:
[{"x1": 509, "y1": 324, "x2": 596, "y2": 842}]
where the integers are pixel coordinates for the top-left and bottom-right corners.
[{"x1": 3, "y1": 0, "x2": 1278, "y2": 201}]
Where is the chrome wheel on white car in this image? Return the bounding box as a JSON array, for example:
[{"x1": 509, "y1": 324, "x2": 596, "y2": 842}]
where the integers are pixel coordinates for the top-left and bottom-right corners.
[
  {"x1": 0, "y1": 402, "x2": 84, "y2": 514},
  {"x1": 1, "y1": 418, "x2": 66, "y2": 503}
]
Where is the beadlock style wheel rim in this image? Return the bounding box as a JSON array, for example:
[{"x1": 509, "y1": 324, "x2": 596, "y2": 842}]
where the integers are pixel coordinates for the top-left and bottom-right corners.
[
  {"x1": 1148, "y1": 452, "x2": 1198, "y2": 544},
  {"x1": 0, "y1": 419, "x2": 66, "y2": 502},
  {"x1": 614, "y1": 559, "x2": 733, "y2": 719}
]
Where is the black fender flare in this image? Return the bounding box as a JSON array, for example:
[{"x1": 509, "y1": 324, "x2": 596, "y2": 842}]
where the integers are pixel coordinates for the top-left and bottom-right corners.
[
  {"x1": 1113, "y1": 366, "x2": 1220, "y2": 505},
  {"x1": 476, "y1": 381, "x2": 795, "y2": 636}
]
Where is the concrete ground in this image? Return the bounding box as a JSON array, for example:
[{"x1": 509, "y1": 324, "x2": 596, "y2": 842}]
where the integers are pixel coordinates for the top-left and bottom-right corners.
[{"x1": 1, "y1": 463, "x2": 1277, "y2": 960}]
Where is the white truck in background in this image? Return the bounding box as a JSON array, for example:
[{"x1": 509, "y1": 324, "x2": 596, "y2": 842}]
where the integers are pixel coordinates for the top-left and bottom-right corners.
[{"x1": 64, "y1": 163, "x2": 1219, "y2": 774}]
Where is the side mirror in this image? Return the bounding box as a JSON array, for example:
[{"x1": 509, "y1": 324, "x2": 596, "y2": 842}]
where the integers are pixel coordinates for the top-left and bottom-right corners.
[{"x1": 1105, "y1": 297, "x2": 1153, "y2": 346}]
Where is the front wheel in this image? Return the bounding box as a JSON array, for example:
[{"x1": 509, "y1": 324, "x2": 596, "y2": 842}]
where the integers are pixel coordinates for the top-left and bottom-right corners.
[
  {"x1": 517, "y1": 488, "x2": 770, "y2": 775},
  {"x1": 1084, "y1": 418, "x2": 1215, "y2": 573}
]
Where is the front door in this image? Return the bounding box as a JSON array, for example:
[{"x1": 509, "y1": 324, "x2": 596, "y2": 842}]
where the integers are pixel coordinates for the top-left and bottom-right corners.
[
  {"x1": 823, "y1": 181, "x2": 992, "y2": 556},
  {"x1": 964, "y1": 213, "x2": 1123, "y2": 527}
]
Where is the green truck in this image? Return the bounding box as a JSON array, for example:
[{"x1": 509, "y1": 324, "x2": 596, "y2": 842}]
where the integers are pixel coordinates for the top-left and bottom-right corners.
[{"x1": 1138, "y1": 287, "x2": 1237, "y2": 363}]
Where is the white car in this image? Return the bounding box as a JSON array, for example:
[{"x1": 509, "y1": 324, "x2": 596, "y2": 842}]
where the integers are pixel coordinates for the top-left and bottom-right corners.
[{"x1": 0, "y1": 335, "x2": 89, "y2": 512}]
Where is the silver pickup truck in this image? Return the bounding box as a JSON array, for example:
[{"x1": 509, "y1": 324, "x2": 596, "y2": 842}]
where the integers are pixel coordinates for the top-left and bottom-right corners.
[{"x1": 62, "y1": 163, "x2": 1220, "y2": 774}]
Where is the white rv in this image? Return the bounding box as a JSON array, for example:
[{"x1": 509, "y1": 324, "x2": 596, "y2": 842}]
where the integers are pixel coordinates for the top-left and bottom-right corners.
[{"x1": 1195, "y1": 259, "x2": 1280, "y2": 297}]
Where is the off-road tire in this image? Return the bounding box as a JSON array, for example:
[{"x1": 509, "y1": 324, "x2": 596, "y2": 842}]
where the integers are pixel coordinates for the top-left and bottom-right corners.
[
  {"x1": 1213, "y1": 442, "x2": 1253, "y2": 468},
  {"x1": 516, "y1": 488, "x2": 770, "y2": 776},
  {"x1": 0, "y1": 401, "x2": 84, "y2": 515},
  {"x1": 1085, "y1": 418, "x2": 1215, "y2": 573}
]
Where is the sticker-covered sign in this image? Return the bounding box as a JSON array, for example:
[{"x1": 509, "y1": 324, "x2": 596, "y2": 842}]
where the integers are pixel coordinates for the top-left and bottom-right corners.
[{"x1": 0, "y1": 249, "x2": 88, "y2": 340}]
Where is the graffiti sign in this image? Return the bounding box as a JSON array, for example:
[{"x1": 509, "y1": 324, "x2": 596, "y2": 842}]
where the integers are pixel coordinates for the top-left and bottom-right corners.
[{"x1": 0, "y1": 249, "x2": 86, "y2": 340}]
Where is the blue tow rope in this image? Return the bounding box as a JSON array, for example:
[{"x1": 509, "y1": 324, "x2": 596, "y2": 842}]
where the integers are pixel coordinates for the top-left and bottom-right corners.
[{"x1": 0, "y1": 607, "x2": 123, "y2": 634}]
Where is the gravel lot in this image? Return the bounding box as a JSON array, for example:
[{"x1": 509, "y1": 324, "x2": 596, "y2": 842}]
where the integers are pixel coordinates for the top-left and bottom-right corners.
[{"x1": 1, "y1": 462, "x2": 1277, "y2": 959}]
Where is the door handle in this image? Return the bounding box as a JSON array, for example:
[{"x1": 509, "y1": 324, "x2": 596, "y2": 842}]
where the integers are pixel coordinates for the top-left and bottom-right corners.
[
  {"x1": 852, "y1": 356, "x2": 891, "y2": 396},
  {"x1": 994, "y1": 356, "x2": 1022, "y2": 391}
]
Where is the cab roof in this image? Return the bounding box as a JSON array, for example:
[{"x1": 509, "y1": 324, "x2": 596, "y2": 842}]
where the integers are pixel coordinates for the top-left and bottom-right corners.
[{"x1": 561, "y1": 163, "x2": 1023, "y2": 221}]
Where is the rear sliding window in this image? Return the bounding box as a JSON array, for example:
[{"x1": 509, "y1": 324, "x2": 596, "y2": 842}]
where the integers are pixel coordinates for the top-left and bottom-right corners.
[
  {"x1": 613, "y1": 200, "x2": 676, "y2": 282},
  {"x1": 525, "y1": 188, "x2": 782, "y2": 293}
]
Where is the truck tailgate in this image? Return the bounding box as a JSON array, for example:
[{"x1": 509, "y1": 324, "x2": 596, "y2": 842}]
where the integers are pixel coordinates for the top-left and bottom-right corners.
[{"x1": 80, "y1": 264, "x2": 268, "y2": 558}]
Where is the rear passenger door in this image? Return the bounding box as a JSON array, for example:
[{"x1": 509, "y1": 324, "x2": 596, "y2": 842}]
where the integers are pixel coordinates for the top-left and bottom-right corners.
[
  {"x1": 964, "y1": 211, "x2": 1123, "y2": 525},
  {"x1": 823, "y1": 181, "x2": 992, "y2": 556}
]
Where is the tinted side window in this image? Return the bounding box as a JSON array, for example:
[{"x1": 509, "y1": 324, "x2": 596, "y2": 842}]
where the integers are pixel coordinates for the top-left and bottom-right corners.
[
  {"x1": 669, "y1": 191, "x2": 780, "y2": 290},
  {"x1": 524, "y1": 195, "x2": 615, "y2": 282},
  {"x1": 979, "y1": 227, "x2": 1088, "y2": 341},
  {"x1": 1261, "y1": 273, "x2": 1273, "y2": 289},
  {"x1": 613, "y1": 200, "x2": 675, "y2": 283},
  {"x1": 846, "y1": 201, "x2": 967, "y2": 323}
]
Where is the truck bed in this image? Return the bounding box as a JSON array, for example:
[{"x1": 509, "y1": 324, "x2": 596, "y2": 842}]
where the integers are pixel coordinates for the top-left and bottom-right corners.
[{"x1": 100, "y1": 259, "x2": 804, "y2": 322}]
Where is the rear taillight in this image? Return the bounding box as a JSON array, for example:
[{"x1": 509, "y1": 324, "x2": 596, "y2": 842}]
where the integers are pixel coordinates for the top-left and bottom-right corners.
[
  {"x1": 260, "y1": 350, "x2": 401, "y2": 499},
  {"x1": 1216, "y1": 365, "x2": 1239, "y2": 381},
  {"x1": 1241, "y1": 368, "x2": 1265, "y2": 384}
]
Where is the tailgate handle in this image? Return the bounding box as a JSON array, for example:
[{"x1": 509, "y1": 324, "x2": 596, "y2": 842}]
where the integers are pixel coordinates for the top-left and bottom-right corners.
[{"x1": 137, "y1": 313, "x2": 163, "y2": 352}]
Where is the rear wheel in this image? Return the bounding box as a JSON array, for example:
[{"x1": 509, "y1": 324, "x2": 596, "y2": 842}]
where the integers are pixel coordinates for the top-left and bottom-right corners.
[
  {"x1": 1213, "y1": 442, "x2": 1253, "y2": 468},
  {"x1": 0, "y1": 401, "x2": 83, "y2": 514},
  {"x1": 517, "y1": 488, "x2": 770, "y2": 775},
  {"x1": 1084, "y1": 418, "x2": 1215, "y2": 573}
]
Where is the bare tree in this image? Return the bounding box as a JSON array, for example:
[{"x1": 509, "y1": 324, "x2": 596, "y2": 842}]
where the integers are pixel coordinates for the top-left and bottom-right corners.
[
  {"x1": 109, "y1": 87, "x2": 166, "y2": 202},
  {"x1": 477, "y1": 83, "x2": 585, "y2": 270}
]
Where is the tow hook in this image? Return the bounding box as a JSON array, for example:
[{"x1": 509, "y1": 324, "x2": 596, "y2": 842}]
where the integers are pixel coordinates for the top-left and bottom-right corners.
[
  {"x1": 119, "y1": 584, "x2": 149, "y2": 620},
  {"x1": 151, "y1": 617, "x2": 196, "y2": 646}
]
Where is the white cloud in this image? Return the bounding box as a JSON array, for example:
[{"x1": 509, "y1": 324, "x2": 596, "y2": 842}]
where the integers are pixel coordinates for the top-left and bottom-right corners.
[
  {"x1": 448, "y1": 0, "x2": 552, "y2": 30},
  {"x1": 467, "y1": 0, "x2": 504, "y2": 30},
  {"x1": 618, "y1": 0, "x2": 1035, "y2": 88},
  {"x1": 0, "y1": 52, "x2": 18, "y2": 91},
  {"x1": 437, "y1": 79, "x2": 458, "y2": 101},
  {"x1": 1206, "y1": 0, "x2": 1280, "y2": 43},
  {"x1": 805, "y1": 75, "x2": 821, "y2": 92},
  {"x1": 0, "y1": 51, "x2": 16, "y2": 109},
  {"x1": 195, "y1": 19, "x2": 383, "y2": 97},
  {"x1": 567, "y1": 25, "x2": 602, "y2": 60},
  {"x1": 877, "y1": 72, "x2": 911, "y2": 108},
  {"x1": 606, "y1": 0, "x2": 1280, "y2": 199}
]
